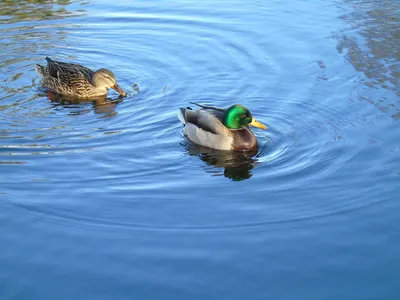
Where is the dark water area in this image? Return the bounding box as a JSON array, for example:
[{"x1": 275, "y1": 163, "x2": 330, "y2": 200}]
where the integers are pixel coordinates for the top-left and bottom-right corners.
[{"x1": 0, "y1": 0, "x2": 399, "y2": 299}]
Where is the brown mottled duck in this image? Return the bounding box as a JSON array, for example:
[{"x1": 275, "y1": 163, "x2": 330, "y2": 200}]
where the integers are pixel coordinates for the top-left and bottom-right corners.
[{"x1": 36, "y1": 57, "x2": 126, "y2": 98}]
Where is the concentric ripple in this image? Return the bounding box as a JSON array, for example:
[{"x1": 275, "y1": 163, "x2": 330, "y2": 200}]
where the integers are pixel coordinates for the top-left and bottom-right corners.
[{"x1": 1, "y1": 0, "x2": 399, "y2": 232}]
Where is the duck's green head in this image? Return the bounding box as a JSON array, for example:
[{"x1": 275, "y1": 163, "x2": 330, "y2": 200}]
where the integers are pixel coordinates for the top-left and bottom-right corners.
[{"x1": 223, "y1": 104, "x2": 268, "y2": 130}]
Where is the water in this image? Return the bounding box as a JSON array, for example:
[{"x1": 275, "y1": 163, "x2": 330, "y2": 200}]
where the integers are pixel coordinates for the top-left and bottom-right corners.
[{"x1": 1, "y1": 0, "x2": 399, "y2": 299}]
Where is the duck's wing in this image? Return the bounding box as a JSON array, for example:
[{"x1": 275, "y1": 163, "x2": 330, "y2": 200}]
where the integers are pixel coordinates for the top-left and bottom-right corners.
[
  {"x1": 180, "y1": 107, "x2": 228, "y2": 135},
  {"x1": 185, "y1": 102, "x2": 229, "y2": 134},
  {"x1": 178, "y1": 106, "x2": 233, "y2": 150},
  {"x1": 45, "y1": 57, "x2": 93, "y2": 81}
]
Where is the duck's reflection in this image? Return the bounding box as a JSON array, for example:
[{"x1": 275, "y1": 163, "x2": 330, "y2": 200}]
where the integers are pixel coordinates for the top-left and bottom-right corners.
[
  {"x1": 45, "y1": 90, "x2": 123, "y2": 117},
  {"x1": 185, "y1": 142, "x2": 258, "y2": 181}
]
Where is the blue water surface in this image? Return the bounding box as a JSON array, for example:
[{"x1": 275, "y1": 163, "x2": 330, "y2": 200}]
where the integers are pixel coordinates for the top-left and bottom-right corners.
[{"x1": 0, "y1": 0, "x2": 399, "y2": 299}]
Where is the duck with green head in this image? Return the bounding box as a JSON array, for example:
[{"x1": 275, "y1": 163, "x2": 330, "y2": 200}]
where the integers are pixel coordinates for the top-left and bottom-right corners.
[{"x1": 178, "y1": 102, "x2": 268, "y2": 151}]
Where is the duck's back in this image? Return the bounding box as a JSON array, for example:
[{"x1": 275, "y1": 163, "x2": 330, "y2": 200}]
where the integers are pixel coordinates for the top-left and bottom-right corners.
[{"x1": 45, "y1": 58, "x2": 93, "y2": 81}]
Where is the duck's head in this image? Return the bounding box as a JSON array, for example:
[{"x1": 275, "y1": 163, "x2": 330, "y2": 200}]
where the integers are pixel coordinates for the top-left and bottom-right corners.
[
  {"x1": 92, "y1": 69, "x2": 126, "y2": 96},
  {"x1": 223, "y1": 104, "x2": 267, "y2": 130}
]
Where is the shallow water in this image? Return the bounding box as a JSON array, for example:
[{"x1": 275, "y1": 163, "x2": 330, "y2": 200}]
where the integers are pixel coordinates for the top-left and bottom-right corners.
[{"x1": 0, "y1": 0, "x2": 399, "y2": 299}]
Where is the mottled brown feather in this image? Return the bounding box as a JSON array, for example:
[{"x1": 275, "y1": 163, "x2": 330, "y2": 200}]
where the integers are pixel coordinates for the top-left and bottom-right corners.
[
  {"x1": 46, "y1": 58, "x2": 93, "y2": 81},
  {"x1": 36, "y1": 57, "x2": 107, "y2": 98}
]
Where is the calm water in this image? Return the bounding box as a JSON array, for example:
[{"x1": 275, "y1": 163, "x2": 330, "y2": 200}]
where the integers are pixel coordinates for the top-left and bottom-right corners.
[{"x1": 1, "y1": 0, "x2": 399, "y2": 299}]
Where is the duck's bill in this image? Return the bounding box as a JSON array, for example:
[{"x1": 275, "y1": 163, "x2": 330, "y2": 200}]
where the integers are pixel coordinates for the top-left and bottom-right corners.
[
  {"x1": 112, "y1": 84, "x2": 126, "y2": 97},
  {"x1": 250, "y1": 118, "x2": 268, "y2": 129}
]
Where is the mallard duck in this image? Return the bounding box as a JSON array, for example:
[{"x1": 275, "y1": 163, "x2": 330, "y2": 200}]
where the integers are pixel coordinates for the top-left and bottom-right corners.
[
  {"x1": 178, "y1": 102, "x2": 267, "y2": 151},
  {"x1": 35, "y1": 57, "x2": 126, "y2": 98}
]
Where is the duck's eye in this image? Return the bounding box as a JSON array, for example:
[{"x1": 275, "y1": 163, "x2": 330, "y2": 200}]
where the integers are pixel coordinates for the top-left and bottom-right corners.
[{"x1": 240, "y1": 114, "x2": 246, "y2": 119}]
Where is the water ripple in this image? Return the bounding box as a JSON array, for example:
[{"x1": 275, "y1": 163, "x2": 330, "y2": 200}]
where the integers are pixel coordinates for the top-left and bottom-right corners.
[{"x1": 1, "y1": 1, "x2": 398, "y2": 233}]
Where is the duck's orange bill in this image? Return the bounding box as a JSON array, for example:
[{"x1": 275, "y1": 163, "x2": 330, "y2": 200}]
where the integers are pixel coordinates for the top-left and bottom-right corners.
[
  {"x1": 113, "y1": 84, "x2": 126, "y2": 97},
  {"x1": 250, "y1": 118, "x2": 268, "y2": 129}
]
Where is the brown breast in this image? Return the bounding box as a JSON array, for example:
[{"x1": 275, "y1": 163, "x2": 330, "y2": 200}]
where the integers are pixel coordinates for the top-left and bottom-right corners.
[{"x1": 231, "y1": 128, "x2": 258, "y2": 151}]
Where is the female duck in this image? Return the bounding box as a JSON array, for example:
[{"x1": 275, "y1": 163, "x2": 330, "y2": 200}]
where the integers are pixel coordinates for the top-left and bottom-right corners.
[
  {"x1": 36, "y1": 57, "x2": 126, "y2": 98},
  {"x1": 178, "y1": 102, "x2": 267, "y2": 151}
]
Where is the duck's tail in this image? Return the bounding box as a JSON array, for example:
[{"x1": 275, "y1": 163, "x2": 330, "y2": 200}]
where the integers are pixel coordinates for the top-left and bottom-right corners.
[{"x1": 178, "y1": 108, "x2": 187, "y2": 124}]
